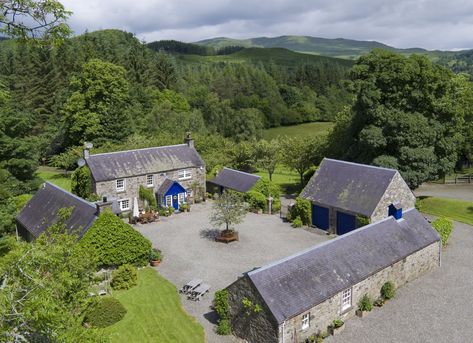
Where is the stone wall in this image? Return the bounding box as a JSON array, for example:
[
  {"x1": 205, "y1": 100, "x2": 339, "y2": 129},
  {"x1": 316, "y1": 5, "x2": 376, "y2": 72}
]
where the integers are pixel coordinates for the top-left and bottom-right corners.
[
  {"x1": 371, "y1": 172, "x2": 416, "y2": 222},
  {"x1": 278, "y1": 241, "x2": 440, "y2": 343},
  {"x1": 227, "y1": 276, "x2": 280, "y2": 343},
  {"x1": 93, "y1": 166, "x2": 206, "y2": 212}
]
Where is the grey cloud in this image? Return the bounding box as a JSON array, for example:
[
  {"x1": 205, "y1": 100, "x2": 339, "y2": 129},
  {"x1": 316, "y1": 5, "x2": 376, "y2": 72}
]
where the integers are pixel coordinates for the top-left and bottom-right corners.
[{"x1": 62, "y1": 0, "x2": 473, "y2": 50}]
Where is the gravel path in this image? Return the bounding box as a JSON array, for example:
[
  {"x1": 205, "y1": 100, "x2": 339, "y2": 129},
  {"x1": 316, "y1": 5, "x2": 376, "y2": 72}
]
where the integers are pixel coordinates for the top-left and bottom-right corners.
[
  {"x1": 136, "y1": 202, "x2": 330, "y2": 343},
  {"x1": 415, "y1": 183, "x2": 473, "y2": 201},
  {"x1": 328, "y1": 220, "x2": 473, "y2": 343}
]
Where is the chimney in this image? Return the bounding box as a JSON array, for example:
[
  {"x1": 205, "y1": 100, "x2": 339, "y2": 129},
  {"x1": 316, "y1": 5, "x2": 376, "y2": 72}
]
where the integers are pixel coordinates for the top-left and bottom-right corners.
[
  {"x1": 83, "y1": 149, "x2": 90, "y2": 159},
  {"x1": 184, "y1": 131, "x2": 194, "y2": 148},
  {"x1": 83, "y1": 142, "x2": 93, "y2": 159},
  {"x1": 95, "y1": 196, "x2": 112, "y2": 215},
  {"x1": 389, "y1": 202, "x2": 403, "y2": 220}
]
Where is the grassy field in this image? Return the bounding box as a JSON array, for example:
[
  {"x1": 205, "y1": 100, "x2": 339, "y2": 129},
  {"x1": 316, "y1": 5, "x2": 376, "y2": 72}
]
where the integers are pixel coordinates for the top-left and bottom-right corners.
[
  {"x1": 417, "y1": 197, "x2": 473, "y2": 226},
  {"x1": 262, "y1": 122, "x2": 334, "y2": 140},
  {"x1": 103, "y1": 268, "x2": 205, "y2": 343},
  {"x1": 256, "y1": 165, "x2": 301, "y2": 195},
  {"x1": 37, "y1": 166, "x2": 72, "y2": 191}
]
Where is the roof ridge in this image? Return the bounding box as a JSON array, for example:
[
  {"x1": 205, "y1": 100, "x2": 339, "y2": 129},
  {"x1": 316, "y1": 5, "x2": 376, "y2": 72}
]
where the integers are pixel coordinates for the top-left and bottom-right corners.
[
  {"x1": 88, "y1": 144, "x2": 188, "y2": 158},
  {"x1": 248, "y1": 214, "x2": 396, "y2": 276},
  {"x1": 323, "y1": 158, "x2": 397, "y2": 173},
  {"x1": 222, "y1": 167, "x2": 261, "y2": 178},
  {"x1": 44, "y1": 182, "x2": 96, "y2": 209}
]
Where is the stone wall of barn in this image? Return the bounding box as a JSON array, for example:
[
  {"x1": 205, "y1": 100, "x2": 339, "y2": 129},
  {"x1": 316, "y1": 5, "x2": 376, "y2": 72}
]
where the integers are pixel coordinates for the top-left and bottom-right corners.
[
  {"x1": 228, "y1": 241, "x2": 440, "y2": 343},
  {"x1": 93, "y1": 166, "x2": 206, "y2": 212},
  {"x1": 227, "y1": 276, "x2": 280, "y2": 343},
  {"x1": 371, "y1": 172, "x2": 416, "y2": 223}
]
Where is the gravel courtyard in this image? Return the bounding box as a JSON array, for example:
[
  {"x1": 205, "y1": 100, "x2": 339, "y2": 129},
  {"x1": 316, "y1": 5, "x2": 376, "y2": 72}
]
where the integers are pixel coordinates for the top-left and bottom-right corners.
[
  {"x1": 136, "y1": 201, "x2": 330, "y2": 343},
  {"x1": 328, "y1": 220, "x2": 473, "y2": 343}
]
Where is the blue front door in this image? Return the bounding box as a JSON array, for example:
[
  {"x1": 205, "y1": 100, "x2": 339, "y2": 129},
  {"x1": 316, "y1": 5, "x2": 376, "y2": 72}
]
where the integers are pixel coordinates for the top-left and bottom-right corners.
[
  {"x1": 336, "y1": 211, "x2": 356, "y2": 235},
  {"x1": 164, "y1": 182, "x2": 187, "y2": 210},
  {"x1": 312, "y1": 204, "x2": 329, "y2": 230}
]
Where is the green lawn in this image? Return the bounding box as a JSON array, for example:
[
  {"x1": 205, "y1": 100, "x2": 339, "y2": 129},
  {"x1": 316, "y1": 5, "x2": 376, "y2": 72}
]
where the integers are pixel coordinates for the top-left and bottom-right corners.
[
  {"x1": 103, "y1": 268, "x2": 205, "y2": 343},
  {"x1": 37, "y1": 166, "x2": 71, "y2": 191},
  {"x1": 262, "y1": 122, "x2": 334, "y2": 140},
  {"x1": 417, "y1": 197, "x2": 473, "y2": 226},
  {"x1": 256, "y1": 165, "x2": 301, "y2": 195}
]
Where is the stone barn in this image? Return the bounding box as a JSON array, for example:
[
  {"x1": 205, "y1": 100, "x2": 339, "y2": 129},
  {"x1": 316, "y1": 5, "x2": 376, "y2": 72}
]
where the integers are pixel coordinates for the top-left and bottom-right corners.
[
  {"x1": 208, "y1": 167, "x2": 260, "y2": 194},
  {"x1": 226, "y1": 208, "x2": 440, "y2": 343},
  {"x1": 301, "y1": 158, "x2": 416, "y2": 235}
]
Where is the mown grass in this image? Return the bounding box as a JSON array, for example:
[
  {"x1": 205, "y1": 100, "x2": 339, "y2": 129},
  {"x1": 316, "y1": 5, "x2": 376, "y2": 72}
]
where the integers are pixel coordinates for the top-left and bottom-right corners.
[
  {"x1": 103, "y1": 268, "x2": 205, "y2": 343},
  {"x1": 417, "y1": 196, "x2": 473, "y2": 226},
  {"x1": 262, "y1": 122, "x2": 334, "y2": 140},
  {"x1": 37, "y1": 166, "x2": 71, "y2": 191},
  {"x1": 256, "y1": 165, "x2": 301, "y2": 195}
]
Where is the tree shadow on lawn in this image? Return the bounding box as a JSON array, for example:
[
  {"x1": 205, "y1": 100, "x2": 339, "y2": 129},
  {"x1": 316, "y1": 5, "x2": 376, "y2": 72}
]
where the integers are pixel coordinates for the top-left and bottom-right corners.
[{"x1": 200, "y1": 228, "x2": 220, "y2": 241}]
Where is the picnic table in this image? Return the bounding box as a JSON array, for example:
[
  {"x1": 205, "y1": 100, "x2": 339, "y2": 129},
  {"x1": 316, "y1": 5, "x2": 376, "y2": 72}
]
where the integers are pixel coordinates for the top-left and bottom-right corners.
[
  {"x1": 188, "y1": 283, "x2": 210, "y2": 301},
  {"x1": 179, "y1": 278, "x2": 202, "y2": 294}
]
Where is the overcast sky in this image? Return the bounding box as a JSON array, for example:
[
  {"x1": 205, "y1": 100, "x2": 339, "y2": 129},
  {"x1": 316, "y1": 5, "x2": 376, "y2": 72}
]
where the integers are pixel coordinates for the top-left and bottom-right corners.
[{"x1": 61, "y1": 0, "x2": 473, "y2": 50}]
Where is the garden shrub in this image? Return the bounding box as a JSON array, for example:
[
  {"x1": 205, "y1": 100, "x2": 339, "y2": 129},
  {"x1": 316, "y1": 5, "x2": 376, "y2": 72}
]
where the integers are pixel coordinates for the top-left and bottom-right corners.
[
  {"x1": 252, "y1": 179, "x2": 281, "y2": 199},
  {"x1": 71, "y1": 166, "x2": 93, "y2": 199},
  {"x1": 356, "y1": 215, "x2": 370, "y2": 227},
  {"x1": 332, "y1": 319, "x2": 344, "y2": 328},
  {"x1": 432, "y1": 217, "x2": 453, "y2": 247},
  {"x1": 381, "y1": 281, "x2": 395, "y2": 300},
  {"x1": 84, "y1": 297, "x2": 127, "y2": 328},
  {"x1": 290, "y1": 197, "x2": 311, "y2": 226},
  {"x1": 291, "y1": 216, "x2": 303, "y2": 228},
  {"x1": 358, "y1": 294, "x2": 373, "y2": 312},
  {"x1": 214, "y1": 290, "x2": 230, "y2": 320},
  {"x1": 244, "y1": 190, "x2": 267, "y2": 211},
  {"x1": 139, "y1": 185, "x2": 157, "y2": 210},
  {"x1": 111, "y1": 264, "x2": 138, "y2": 290},
  {"x1": 79, "y1": 209, "x2": 152, "y2": 268},
  {"x1": 216, "y1": 319, "x2": 231, "y2": 335}
]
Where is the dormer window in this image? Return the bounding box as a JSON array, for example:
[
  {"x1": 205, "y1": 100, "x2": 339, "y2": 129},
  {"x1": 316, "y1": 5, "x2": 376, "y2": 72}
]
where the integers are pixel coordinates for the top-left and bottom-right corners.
[
  {"x1": 146, "y1": 174, "x2": 154, "y2": 187},
  {"x1": 116, "y1": 179, "x2": 125, "y2": 192},
  {"x1": 178, "y1": 169, "x2": 191, "y2": 180}
]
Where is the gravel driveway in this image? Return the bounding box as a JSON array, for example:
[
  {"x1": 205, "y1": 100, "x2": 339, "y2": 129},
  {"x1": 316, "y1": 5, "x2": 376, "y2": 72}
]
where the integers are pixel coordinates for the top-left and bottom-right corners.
[
  {"x1": 415, "y1": 183, "x2": 473, "y2": 201},
  {"x1": 328, "y1": 220, "x2": 473, "y2": 343},
  {"x1": 136, "y1": 201, "x2": 330, "y2": 343}
]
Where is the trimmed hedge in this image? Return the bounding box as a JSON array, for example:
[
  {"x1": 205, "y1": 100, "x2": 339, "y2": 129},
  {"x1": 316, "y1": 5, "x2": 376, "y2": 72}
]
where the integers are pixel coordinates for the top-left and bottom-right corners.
[
  {"x1": 111, "y1": 264, "x2": 138, "y2": 290},
  {"x1": 214, "y1": 290, "x2": 231, "y2": 335},
  {"x1": 432, "y1": 217, "x2": 453, "y2": 247},
  {"x1": 85, "y1": 297, "x2": 127, "y2": 328},
  {"x1": 245, "y1": 190, "x2": 267, "y2": 211},
  {"x1": 244, "y1": 179, "x2": 282, "y2": 212},
  {"x1": 79, "y1": 210, "x2": 152, "y2": 267}
]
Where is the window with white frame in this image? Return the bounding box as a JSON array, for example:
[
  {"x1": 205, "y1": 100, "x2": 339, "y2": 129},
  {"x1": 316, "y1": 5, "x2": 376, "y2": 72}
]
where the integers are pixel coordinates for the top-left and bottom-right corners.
[
  {"x1": 178, "y1": 192, "x2": 185, "y2": 204},
  {"x1": 119, "y1": 199, "x2": 130, "y2": 211},
  {"x1": 178, "y1": 169, "x2": 191, "y2": 180},
  {"x1": 341, "y1": 288, "x2": 352, "y2": 311},
  {"x1": 146, "y1": 174, "x2": 154, "y2": 187},
  {"x1": 165, "y1": 195, "x2": 172, "y2": 207},
  {"x1": 116, "y1": 179, "x2": 125, "y2": 192},
  {"x1": 301, "y1": 313, "x2": 310, "y2": 330}
]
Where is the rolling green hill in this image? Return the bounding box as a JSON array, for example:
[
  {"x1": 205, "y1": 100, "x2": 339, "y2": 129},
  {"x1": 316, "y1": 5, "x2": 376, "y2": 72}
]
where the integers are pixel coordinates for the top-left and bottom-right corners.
[{"x1": 195, "y1": 35, "x2": 448, "y2": 60}]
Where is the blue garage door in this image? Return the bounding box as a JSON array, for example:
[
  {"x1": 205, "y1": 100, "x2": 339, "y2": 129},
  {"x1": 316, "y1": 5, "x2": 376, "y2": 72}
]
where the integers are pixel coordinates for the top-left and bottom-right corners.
[
  {"x1": 312, "y1": 204, "x2": 329, "y2": 230},
  {"x1": 336, "y1": 211, "x2": 356, "y2": 235}
]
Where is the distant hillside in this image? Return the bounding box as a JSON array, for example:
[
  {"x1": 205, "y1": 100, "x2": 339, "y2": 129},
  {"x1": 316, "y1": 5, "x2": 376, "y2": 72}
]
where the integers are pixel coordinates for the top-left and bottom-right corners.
[{"x1": 195, "y1": 35, "x2": 434, "y2": 59}]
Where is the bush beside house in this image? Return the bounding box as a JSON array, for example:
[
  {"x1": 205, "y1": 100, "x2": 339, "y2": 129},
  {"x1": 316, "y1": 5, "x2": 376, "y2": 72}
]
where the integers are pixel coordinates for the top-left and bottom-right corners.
[
  {"x1": 289, "y1": 197, "x2": 311, "y2": 226},
  {"x1": 111, "y1": 264, "x2": 138, "y2": 290},
  {"x1": 432, "y1": 217, "x2": 453, "y2": 247},
  {"x1": 79, "y1": 210, "x2": 152, "y2": 267},
  {"x1": 244, "y1": 179, "x2": 281, "y2": 213}
]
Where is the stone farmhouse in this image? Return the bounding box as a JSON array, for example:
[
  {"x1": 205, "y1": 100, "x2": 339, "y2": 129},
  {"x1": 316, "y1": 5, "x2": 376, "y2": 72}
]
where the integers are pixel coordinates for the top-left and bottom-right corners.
[
  {"x1": 209, "y1": 167, "x2": 261, "y2": 193},
  {"x1": 301, "y1": 158, "x2": 416, "y2": 235},
  {"x1": 226, "y1": 208, "x2": 441, "y2": 343},
  {"x1": 85, "y1": 134, "x2": 205, "y2": 213},
  {"x1": 16, "y1": 182, "x2": 98, "y2": 242}
]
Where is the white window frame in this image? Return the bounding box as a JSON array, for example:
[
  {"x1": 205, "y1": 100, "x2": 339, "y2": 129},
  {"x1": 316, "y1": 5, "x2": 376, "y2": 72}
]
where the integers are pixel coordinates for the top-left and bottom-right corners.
[
  {"x1": 178, "y1": 169, "x2": 192, "y2": 180},
  {"x1": 116, "y1": 179, "x2": 125, "y2": 192},
  {"x1": 119, "y1": 199, "x2": 130, "y2": 211},
  {"x1": 178, "y1": 192, "x2": 186, "y2": 204},
  {"x1": 146, "y1": 174, "x2": 154, "y2": 187},
  {"x1": 165, "y1": 195, "x2": 172, "y2": 208},
  {"x1": 341, "y1": 288, "x2": 352, "y2": 312},
  {"x1": 301, "y1": 313, "x2": 310, "y2": 330}
]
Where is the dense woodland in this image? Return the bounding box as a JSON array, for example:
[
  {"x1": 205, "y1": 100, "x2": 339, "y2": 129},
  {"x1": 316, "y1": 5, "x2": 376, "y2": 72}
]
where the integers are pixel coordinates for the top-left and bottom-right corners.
[{"x1": 0, "y1": 29, "x2": 472, "y2": 238}]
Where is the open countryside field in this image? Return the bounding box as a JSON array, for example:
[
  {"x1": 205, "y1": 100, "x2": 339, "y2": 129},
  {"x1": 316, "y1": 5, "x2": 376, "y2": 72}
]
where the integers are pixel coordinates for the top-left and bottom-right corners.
[
  {"x1": 103, "y1": 268, "x2": 205, "y2": 343},
  {"x1": 262, "y1": 122, "x2": 334, "y2": 140},
  {"x1": 417, "y1": 196, "x2": 473, "y2": 226},
  {"x1": 37, "y1": 166, "x2": 72, "y2": 191}
]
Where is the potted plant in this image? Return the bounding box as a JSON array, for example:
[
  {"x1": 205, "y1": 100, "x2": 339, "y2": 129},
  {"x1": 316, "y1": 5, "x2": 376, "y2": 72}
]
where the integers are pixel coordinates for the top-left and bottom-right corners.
[
  {"x1": 374, "y1": 298, "x2": 385, "y2": 307},
  {"x1": 180, "y1": 204, "x2": 188, "y2": 212},
  {"x1": 149, "y1": 248, "x2": 163, "y2": 267},
  {"x1": 356, "y1": 294, "x2": 373, "y2": 317},
  {"x1": 328, "y1": 319, "x2": 344, "y2": 335}
]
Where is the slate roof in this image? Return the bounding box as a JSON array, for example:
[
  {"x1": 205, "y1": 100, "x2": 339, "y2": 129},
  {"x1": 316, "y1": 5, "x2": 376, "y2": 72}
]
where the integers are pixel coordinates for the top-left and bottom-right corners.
[
  {"x1": 246, "y1": 208, "x2": 440, "y2": 324},
  {"x1": 157, "y1": 178, "x2": 175, "y2": 195},
  {"x1": 86, "y1": 144, "x2": 205, "y2": 182},
  {"x1": 16, "y1": 182, "x2": 97, "y2": 239},
  {"x1": 301, "y1": 158, "x2": 397, "y2": 217},
  {"x1": 209, "y1": 167, "x2": 261, "y2": 193}
]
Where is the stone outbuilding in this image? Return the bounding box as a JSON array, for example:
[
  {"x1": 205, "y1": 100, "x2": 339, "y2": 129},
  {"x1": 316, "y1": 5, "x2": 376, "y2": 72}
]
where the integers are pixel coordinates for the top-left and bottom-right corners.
[
  {"x1": 301, "y1": 158, "x2": 416, "y2": 235},
  {"x1": 16, "y1": 182, "x2": 99, "y2": 242},
  {"x1": 226, "y1": 208, "x2": 441, "y2": 343},
  {"x1": 208, "y1": 167, "x2": 261, "y2": 194},
  {"x1": 85, "y1": 134, "x2": 206, "y2": 213}
]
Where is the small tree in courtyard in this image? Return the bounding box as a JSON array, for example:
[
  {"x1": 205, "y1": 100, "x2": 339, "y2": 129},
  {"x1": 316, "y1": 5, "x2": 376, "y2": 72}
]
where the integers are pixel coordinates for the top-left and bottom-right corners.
[{"x1": 210, "y1": 191, "x2": 248, "y2": 234}]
